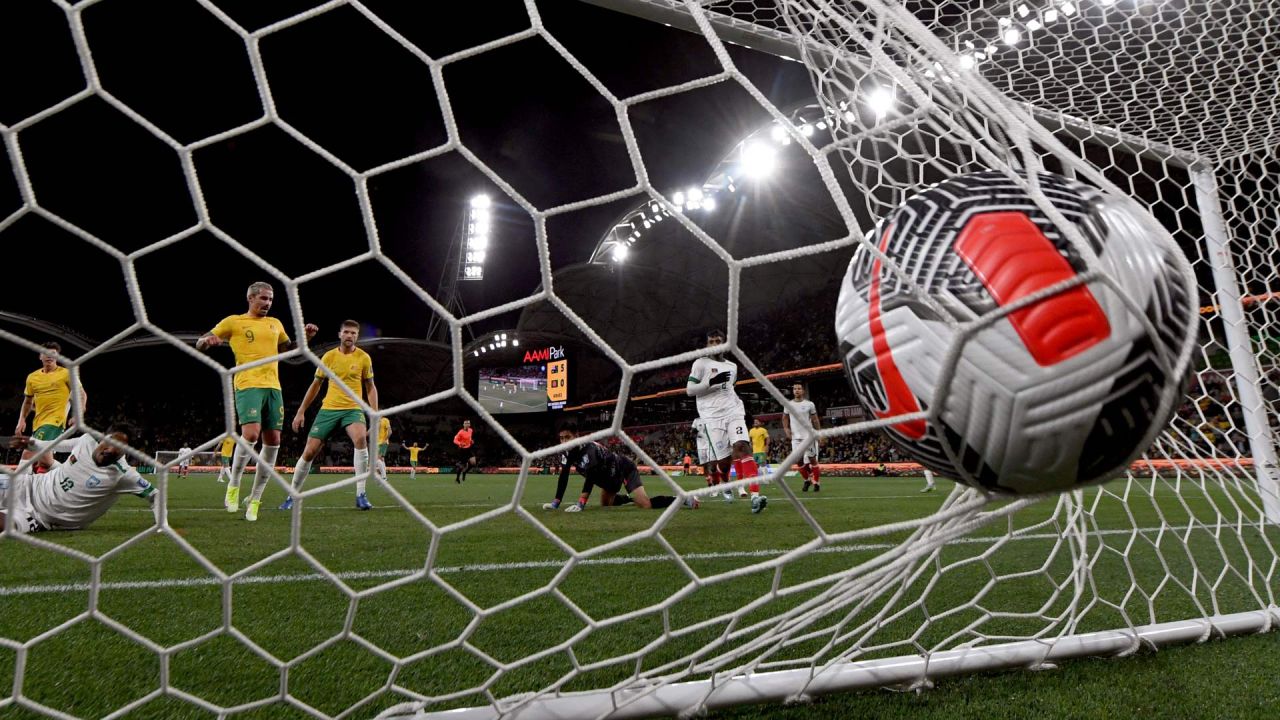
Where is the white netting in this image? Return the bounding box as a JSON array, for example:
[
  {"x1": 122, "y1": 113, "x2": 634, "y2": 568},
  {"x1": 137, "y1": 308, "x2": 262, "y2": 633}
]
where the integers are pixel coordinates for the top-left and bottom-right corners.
[
  {"x1": 2, "y1": 1, "x2": 1278, "y2": 719},
  {"x1": 154, "y1": 451, "x2": 222, "y2": 470}
]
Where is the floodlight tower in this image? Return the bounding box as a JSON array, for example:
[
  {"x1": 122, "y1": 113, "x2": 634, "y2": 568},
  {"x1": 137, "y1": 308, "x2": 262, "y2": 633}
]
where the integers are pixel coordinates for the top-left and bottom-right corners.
[{"x1": 429, "y1": 194, "x2": 492, "y2": 343}]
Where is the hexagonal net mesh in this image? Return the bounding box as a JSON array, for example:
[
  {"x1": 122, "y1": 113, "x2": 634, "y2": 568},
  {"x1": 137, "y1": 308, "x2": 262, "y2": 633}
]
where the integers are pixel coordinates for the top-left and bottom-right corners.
[{"x1": 1, "y1": 1, "x2": 1278, "y2": 719}]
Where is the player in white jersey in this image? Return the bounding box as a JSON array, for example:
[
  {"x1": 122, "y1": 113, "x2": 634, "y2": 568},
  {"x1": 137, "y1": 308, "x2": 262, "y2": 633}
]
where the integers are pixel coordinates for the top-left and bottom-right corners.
[
  {"x1": 0, "y1": 426, "x2": 156, "y2": 533},
  {"x1": 686, "y1": 329, "x2": 766, "y2": 513},
  {"x1": 783, "y1": 383, "x2": 822, "y2": 492},
  {"x1": 691, "y1": 416, "x2": 732, "y2": 501},
  {"x1": 177, "y1": 446, "x2": 193, "y2": 478}
]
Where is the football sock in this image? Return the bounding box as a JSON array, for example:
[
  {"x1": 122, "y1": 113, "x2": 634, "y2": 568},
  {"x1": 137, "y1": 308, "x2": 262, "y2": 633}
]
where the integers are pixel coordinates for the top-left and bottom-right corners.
[
  {"x1": 811, "y1": 463, "x2": 821, "y2": 486},
  {"x1": 354, "y1": 447, "x2": 370, "y2": 495},
  {"x1": 799, "y1": 464, "x2": 811, "y2": 481},
  {"x1": 739, "y1": 457, "x2": 760, "y2": 496},
  {"x1": 650, "y1": 496, "x2": 676, "y2": 508},
  {"x1": 229, "y1": 443, "x2": 251, "y2": 490},
  {"x1": 291, "y1": 458, "x2": 312, "y2": 491},
  {"x1": 248, "y1": 445, "x2": 279, "y2": 502}
]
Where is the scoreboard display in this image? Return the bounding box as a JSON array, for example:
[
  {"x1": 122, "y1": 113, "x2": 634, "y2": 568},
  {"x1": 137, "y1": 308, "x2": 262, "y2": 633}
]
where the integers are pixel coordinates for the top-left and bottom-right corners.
[{"x1": 478, "y1": 345, "x2": 569, "y2": 414}]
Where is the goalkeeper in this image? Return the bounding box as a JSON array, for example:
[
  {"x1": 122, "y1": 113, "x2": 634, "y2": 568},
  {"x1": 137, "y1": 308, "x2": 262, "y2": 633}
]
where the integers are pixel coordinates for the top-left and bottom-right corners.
[{"x1": 542, "y1": 429, "x2": 696, "y2": 512}]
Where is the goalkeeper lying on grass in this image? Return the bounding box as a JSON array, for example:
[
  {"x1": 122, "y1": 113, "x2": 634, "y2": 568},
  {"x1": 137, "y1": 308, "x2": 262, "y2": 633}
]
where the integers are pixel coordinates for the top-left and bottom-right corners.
[{"x1": 542, "y1": 429, "x2": 698, "y2": 512}]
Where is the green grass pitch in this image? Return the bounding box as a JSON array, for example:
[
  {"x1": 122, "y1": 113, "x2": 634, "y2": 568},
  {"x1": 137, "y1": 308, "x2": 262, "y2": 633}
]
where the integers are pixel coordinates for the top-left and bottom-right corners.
[{"x1": 1, "y1": 471, "x2": 1276, "y2": 719}]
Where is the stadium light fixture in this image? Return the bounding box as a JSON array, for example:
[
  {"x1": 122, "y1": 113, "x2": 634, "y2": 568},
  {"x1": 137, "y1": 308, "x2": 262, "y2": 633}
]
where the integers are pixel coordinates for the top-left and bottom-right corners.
[
  {"x1": 770, "y1": 124, "x2": 787, "y2": 142},
  {"x1": 1060, "y1": 1, "x2": 1077, "y2": 16},
  {"x1": 470, "y1": 194, "x2": 491, "y2": 209},
  {"x1": 1003, "y1": 27, "x2": 1022, "y2": 45},
  {"x1": 1016, "y1": 3, "x2": 1030, "y2": 17},
  {"x1": 673, "y1": 191, "x2": 686, "y2": 205},
  {"x1": 1027, "y1": 19, "x2": 1042, "y2": 31},
  {"x1": 739, "y1": 140, "x2": 778, "y2": 179},
  {"x1": 866, "y1": 86, "x2": 895, "y2": 118},
  {"x1": 461, "y1": 196, "x2": 492, "y2": 281},
  {"x1": 512, "y1": 339, "x2": 519, "y2": 346},
  {"x1": 649, "y1": 203, "x2": 660, "y2": 213},
  {"x1": 1044, "y1": 8, "x2": 1060, "y2": 22},
  {"x1": 612, "y1": 244, "x2": 628, "y2": 262},
  {"x1": 958, "y1": 53, "x2": 976, "y2": 69},
  {"x1": 800, "y1": 123, "x2": 814, "y2": 136},
  {"x1": 688, "y1": 187, "x2": 703, "y2": 203},
  {"x1": 702, "y1": 197, "x2": 716, "y2": 212}
]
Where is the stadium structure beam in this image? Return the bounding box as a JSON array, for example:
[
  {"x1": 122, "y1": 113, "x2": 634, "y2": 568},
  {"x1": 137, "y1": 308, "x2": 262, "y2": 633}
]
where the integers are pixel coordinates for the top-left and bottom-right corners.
[
  {"x1": 575, "y1": 0, "x2": 1202, "y2": 169},
  {"x1": 386, "y1": 608, "x2": 1278, "y2": 720}
]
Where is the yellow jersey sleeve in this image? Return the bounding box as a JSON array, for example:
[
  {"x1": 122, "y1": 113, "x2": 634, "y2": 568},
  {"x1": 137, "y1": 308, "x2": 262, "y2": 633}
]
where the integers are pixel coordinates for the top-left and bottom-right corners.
[
  {"x1": 379, "y1": 418, "x2": 391, "y2": 444},
  {"x1": 210, "y1": 315, "x2": 237, "y2": 339}
]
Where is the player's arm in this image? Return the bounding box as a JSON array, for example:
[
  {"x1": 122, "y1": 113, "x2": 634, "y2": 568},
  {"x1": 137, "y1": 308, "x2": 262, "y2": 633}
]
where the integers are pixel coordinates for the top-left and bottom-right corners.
[
  {"x1": 782, "y1": 411, "x2": 792, "y2": 440},
  {"x1": 809, "y1": 411, "x2": 821, "y2": 447},
  {"x1": 291, "y1": 378, "x2": 325, "y2": 432},
  {"x1": 686, "y1": 360, "x2": 730, "y2": 398},
  {"x1": 15, "y1": 394, "x2": 32, "y2": 435},
  {"x1": 277, "y1": 323, "x2": 319, "y2": 351},
  {"x1": 545, "y1": 458, "x2": 572, "y2": 509},
  {"x1": 197, "y1": 317, "x2": 233, "y2": 352},
  {"x1": 364, "y1": 378, "x2": 379, "y2": 412}
]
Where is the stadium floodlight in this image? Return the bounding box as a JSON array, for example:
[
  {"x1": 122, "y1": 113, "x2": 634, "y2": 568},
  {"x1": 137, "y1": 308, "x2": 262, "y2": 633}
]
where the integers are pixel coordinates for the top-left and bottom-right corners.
[
  {"x1": 1060, "y1": 1, "x2": 1077, "y2": 15},
  {"x1": 739, "y1": 140, "x2": 778, "y2": 179},
  {"x1": 800, "y1": 122, "x2": 815, "y2": 136},
  {"x1": 479, "y1": 346, "x2": 485, "y2": 353},
  {"x1": 702, "y1": 197, "x2": 716, "y2": 212},
  {"x1": 1003, "y1": 27, "x2": 1022, "y2": 45},
  {"x1": 770, "y1": 124, "x2": 787, "y2": 142},
  {"x1": 866, "y1": 85, "x2": 895, "y2": 118},
  {"x1": 612, "y1": 244, "x2": 628, "y2": 262},
  {"x1": 1045, "y1": 8, "x2": 1060, "y2": 22},
  {"x1": 1017, "y1": 3, "x2": 1030, "y2": 17},
  {"x1": 649, "y1": 202, "x2": 660, "y2": 213},
  {"x1": 958, "y1": 53, "x2": 976, "y2": 69},
  {"x1": 512, "y1": 339, "x2": 519, "y2": 347},
  {"x1": 470, "y1": 194, "x2": 491, "y2": 209},
  {"x1": 672, "y1": 190, "x2": 686, "y2": 205},
  {"x1": 688, "y1": 187, "x2": 703, "y2": 203},
  {"x1": 1027, "y1": 19, "x2": 1042, "y2": 31}
]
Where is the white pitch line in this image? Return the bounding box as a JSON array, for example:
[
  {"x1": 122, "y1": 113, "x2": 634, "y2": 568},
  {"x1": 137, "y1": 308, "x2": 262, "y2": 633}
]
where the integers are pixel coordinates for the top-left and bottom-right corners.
[{"x1": 1, "y1": 525, "x2": 1256, "y2": 597}]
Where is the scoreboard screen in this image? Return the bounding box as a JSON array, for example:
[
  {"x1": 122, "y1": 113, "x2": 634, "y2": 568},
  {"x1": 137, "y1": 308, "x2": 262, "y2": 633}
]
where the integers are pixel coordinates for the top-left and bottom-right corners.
[{"x1": 477, "y1": 345, "x2": 569, "y2": 413}]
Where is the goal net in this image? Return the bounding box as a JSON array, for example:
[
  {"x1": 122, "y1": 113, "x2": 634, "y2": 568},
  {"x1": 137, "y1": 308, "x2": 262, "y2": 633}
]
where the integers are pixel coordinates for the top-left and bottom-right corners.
[{"x1": 2, "y1": 0, "x2": 1278, "y2": 719}]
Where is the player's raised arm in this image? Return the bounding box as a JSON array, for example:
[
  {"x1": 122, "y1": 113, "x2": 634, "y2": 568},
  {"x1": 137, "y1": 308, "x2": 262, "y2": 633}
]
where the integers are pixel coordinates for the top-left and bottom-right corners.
[{"x1": 686, "y1": 358, "x2": 720, "y2": 397}]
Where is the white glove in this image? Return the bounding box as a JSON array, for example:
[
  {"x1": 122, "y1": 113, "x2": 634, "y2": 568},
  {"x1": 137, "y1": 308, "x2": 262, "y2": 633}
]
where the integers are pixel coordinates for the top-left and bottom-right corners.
[
  {"x1": 564, "y1": 503, "x2": 583, "y2": 513},
  {"x1": 541, "y1": 502, "x2": 560, "y2": 510}
]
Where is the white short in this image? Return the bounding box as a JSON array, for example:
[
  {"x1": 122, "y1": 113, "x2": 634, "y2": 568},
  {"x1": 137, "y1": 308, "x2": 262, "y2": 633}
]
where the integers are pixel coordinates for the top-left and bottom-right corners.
[
  {"x1": 791, "y1": 436, "x2": 818, "y2": 464},
  {"x1": 0, "y1": 474, "x2": 45, "y2": 534},
  {"x1": 699, "y1": 416, "x2": 749, "y2": 463}
]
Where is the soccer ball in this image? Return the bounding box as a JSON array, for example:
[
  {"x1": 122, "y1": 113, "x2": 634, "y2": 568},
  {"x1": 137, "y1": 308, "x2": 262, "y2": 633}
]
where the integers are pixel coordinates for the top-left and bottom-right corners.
[{"x1": 835, "y1": 171, "x2": 1197, "y2": 494}]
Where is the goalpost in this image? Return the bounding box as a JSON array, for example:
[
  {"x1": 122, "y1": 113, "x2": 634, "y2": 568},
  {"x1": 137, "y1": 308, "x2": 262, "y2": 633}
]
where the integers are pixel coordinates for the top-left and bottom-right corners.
[{"x1": 1, "y1": 0, "x2": 1277, "y2": 719}]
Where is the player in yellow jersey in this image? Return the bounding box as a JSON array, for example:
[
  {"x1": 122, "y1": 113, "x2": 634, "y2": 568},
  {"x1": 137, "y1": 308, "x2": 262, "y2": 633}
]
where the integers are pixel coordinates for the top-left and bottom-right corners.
[
  {"x1": 197, "y1": 281, "x2": 318, "y2": 519},
  {"x1": 15, "y1": 342, "x2": 88, "y2": 468},
  {"x1": 376, "y1": 417, "x2": 391, "y2": 483},
  {"x1": 217, "y1": 436, "x2": 236, "y2": 484},
  {"x1": 407, "y1": 443, "x2": 422, "y2": 480},
  {"x1": 281, "y1": 320, "x2": 379, "y2": 514},
  {"x1": 748, "y1": 418, "x2": 771, "y2": 488}
]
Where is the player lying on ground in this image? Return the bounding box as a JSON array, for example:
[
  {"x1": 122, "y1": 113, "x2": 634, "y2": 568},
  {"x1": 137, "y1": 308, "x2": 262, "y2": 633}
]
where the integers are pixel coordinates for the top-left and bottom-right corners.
[
  {"x1": 283, "y1": 320, "x2": 379, "y2": 514},
  {"x1": 687, "y1": 329, "x2": 767, "y2": 514},
  {"x1": 542, "y1": 430, "x2": 697, "y2": 511},
  {"x1": 0, "y1": 426, "x2": 155, "y2": 534}
]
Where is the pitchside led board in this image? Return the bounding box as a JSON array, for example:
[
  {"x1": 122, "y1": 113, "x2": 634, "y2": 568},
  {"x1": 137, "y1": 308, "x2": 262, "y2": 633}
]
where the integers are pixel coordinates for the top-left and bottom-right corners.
[{"x1": 478, "y1": 345, "x2": 569, "y2": 414}]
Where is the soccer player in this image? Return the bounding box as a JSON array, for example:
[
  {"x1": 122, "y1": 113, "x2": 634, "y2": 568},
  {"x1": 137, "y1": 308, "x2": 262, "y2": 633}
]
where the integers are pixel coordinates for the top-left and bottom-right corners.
[
  {"x1": 453, "y1": 420, "x2": 475, "y2": 484},
  {"x1": 543, "y1": 430, "x2": 694, "y2": 511},
  {"x1": 686, "y1": 329, "x2": 766, "y2": 513},
  {"x1": 281, "y1": 320, "x2": 378, "y2": 515},
  {"x1": 407, "y1": 443, "x2": 422, "y2": 480},
  {"x1": 749, "y1": 418, "x2": 771, "y2": 485},
  {"x1": 197, "y1": 281, "x2": 318, "y2": 519},
  {"x1": 784, "y1": 383, "x2": 822, "y2": 492},
  {"x1": 217, "y1": 435, "x2": 235, "y2": 483},
  {"x1": 682, "y1": 453, "x2": 692, "y2": 477},
  {"x1": 15, "y1": 342, "x2": 88, "y2": 468},
  {"x1": 0, "y1": 426, "x2": 156, "y2": 534},
  {"x1": 376, "y1": 416, "x2": 391, "y2": 482},
  {"x1": 177, "y1": 445, "x2": 193, "y2": 478}
]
